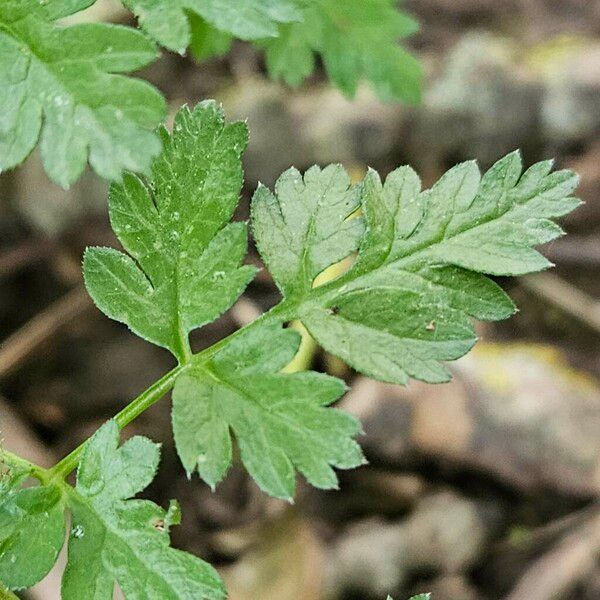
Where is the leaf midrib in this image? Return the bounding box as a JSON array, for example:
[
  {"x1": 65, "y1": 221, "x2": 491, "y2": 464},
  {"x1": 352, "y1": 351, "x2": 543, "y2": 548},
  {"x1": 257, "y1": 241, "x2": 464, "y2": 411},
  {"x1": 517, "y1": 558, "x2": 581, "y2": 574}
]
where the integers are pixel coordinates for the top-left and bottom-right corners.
[
  {"x1": 310, "y1": 177, "x2": 546, "y2": 306},
  {"x1": 201, "y1": 367, "x2": 341, "y2": 482}
]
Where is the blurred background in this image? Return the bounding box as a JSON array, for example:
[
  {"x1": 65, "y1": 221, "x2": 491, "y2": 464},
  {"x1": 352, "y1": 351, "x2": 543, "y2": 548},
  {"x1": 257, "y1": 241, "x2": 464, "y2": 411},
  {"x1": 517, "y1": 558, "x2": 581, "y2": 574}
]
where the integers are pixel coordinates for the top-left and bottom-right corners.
[{"x1": 1, "y1": 1, "x2": 600, "y2": 599}]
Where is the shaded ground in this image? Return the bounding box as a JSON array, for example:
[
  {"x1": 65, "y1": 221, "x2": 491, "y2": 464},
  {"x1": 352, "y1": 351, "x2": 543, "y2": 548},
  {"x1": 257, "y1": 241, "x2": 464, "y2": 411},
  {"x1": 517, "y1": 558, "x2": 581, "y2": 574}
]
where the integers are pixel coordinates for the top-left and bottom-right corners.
[{"x1": 1, "y1": 1, "x2": 600, "y2": 598}]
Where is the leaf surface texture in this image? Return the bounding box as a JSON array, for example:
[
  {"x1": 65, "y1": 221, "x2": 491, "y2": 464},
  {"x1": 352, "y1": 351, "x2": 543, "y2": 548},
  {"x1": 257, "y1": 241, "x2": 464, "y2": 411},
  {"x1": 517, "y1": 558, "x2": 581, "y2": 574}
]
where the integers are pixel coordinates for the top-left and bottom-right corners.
[{"x1": 0, "y1": 0, "x2": 165, "y2": 186}]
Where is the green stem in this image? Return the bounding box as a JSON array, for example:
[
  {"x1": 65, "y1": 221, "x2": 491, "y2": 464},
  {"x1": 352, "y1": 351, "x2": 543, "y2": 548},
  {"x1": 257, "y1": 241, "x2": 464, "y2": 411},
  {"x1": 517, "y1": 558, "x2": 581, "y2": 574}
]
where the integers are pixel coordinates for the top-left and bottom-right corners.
[
  {"x1": 4, "y1": 289, "x2": 320, "y2": 484},
  {"x1": 113, "y1": 365, "x2": 187, "y2": 430},
  {"x1": 50, "y1": 365, "x2": 186, "y2": 480},
  {"x1": 0, "y1": 450, "x2": 51, "y2": 484},
  {"x1": 49, "y1": 298, "x2": 297, "y2": 481},
  {"x1": 193, "y1": 299, "x2": 295, "y2": 361},
  {"x1": 0, "y1": 581, "x2": 19, "y2": 600}
]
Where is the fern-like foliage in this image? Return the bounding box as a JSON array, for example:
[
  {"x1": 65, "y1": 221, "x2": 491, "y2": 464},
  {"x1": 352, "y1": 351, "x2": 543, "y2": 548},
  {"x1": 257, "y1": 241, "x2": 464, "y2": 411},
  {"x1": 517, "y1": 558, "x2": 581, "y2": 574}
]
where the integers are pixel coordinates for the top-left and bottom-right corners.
[
  {"x1": 123, "y1": 0, "x2": 302, "y2": 53},
  {"x1": 83, "y1": 101, "x2": 254, "y2": 363},
  {"x1": 121, "y1": 0, "x2": 421, "y2": 103},
  {"x1": 85, "y1": 101, "x2": 579, "y2": 492},
  {"x1": 0, "y1": 465, "x2": 64, "y2": 590},
  {"x1": 252, "y1": 153, "x2": 578, "y2": 383},
  {"x1": 63, "y1": 421, "x2": 223, "y2": 599},
  {"x1": 0, "y1": 0, "x2": 421, "y2": 187},
  {"x1": 0, "y1": 102, "x2": 579, "y2": 597},
  {"x1": 173, "y1": 324, "x2": 364, "y2": 500},
  {"x1": 1, "y1": 421, "x2": 223, "y2": 597}
]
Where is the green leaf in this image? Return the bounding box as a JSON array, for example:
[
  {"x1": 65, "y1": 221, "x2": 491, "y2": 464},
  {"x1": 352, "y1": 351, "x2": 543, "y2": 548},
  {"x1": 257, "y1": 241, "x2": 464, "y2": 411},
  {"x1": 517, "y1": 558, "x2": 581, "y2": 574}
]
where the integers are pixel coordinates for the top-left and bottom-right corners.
[
  {"x1": 123, "y1": 0, "x2": 301, "y2": 53},
  {"x1": 253, "y1": 152, "x2": 580, "y2": 384},
  {"x1": 188, "y1": 14, "x2": 233, "y2": 61},
  {"x1": 43, "y1": 1, "x2": 97, "y2": 20},
  {"x1": 82, "y1": 102, "x2": 578, "y2": 505},
  {"x1": 172, "y1": 323, "x2": 364, "y2": 500},
  {"x1": 251, "y1": 164, "x2": 364, "y2": 299},
  {"x1": 62, "y1": 420, "x2": 224, "y2": 599},
  {"x1": 356, "y1": 153, "x2": 580, "y2": 276},
  {"x1": 119, "y1": 0, "x2": 422, "y2": 103},
  {"x1": 83, "y1": 101, "x2": 256, "y2": 362},
  {"x1": 0, "y1": 0, "x2": 166, "y2": 187},
  {"x1": 0, "y1": 466, "x2": 65, "y2": 590},
  {"x1": 263, "y1": 0, "x2": 422, "y2": 103}
]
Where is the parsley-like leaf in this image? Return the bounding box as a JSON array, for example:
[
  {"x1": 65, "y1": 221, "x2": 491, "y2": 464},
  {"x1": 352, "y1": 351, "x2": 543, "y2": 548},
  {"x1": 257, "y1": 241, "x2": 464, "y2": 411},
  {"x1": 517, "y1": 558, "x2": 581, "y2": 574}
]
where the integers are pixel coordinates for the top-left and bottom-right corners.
[
  {"x1": 253, "y1": 152, "x2": 580, "y2": 384},
  {"x1": 83, "y1": 102, "x2": 256, "y2": 363},
  {"x1": 0, "y1": 0, "x2": 166, "y2": 187},
  {"x1": 0, "y1": 467, "x2": 65, "y2": 590},
  {"x1": 83, "y1": 102, "x2": 579, "y2": 503},
  {"x1": 123, "y1": 0, "x2": 301, "y2": 53},
  {"x1": 173, "y1": 323, "x2": 364, "y2": 500},
  {"x1": 263, "y1": 0, "x2": 422, "y2": 103},
  {"x1": 62, "y1": 420, "x2": 224, "y2": 599},
  {"x1": 355, "y1": 155, "x2": 580, "y2": 275}
]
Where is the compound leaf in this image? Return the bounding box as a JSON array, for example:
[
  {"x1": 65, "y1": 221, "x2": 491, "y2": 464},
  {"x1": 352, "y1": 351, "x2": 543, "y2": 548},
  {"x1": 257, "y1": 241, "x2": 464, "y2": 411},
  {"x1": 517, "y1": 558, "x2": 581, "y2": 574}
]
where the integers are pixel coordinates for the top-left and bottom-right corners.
[
  {"x1": 0, "y1": 0, "x2": 166, "y2": 187},
  {"x1": 253, "y1": 152, "x2": 580, "y2": 384},
  {"x1": 0, "y1": 466, "x2": 65, "y2": 590},
  {"x1": 82, "y1": 103, "x2": 579, "y2": 505},
  {"x1": 263, "y1": 0, "x2": 422, "y2": 103},
  {"x1": 62, "y1": 420, "x2": 224, "y2": 600},
  {"x1": 84, "y1": 102, "x2": 256, "y2": 362},
  {"x1": 172, "y1": 323, "x2": 364, "y2": 500},
  {"x1": 123, "y1": 0, "x2": 301, "y2": 53}
]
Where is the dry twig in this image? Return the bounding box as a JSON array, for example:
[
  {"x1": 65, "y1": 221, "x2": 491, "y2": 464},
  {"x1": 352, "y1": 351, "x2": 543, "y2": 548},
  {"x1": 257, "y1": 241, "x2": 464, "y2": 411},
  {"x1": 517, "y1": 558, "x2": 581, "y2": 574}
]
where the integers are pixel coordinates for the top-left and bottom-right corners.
[
  {"x1": 0, "y1": 286, "x2": 91, "y2": 379},
  {"x1": 505, "y1": 505, "x2": 600, "y2": 600},
  {"x1": 520, "y1": 272, "x2": 600, "y2": 334},
  {"x1": 0, "y1": 239, "x2": 51, "y2": 279}
]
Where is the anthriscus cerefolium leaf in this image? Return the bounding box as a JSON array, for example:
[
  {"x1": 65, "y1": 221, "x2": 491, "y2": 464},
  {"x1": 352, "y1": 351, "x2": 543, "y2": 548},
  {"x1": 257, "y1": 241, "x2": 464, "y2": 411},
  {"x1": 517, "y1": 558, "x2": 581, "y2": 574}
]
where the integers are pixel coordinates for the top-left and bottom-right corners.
[
  {"x1": 82, "y1": 101, "x2": 579, "y2": 506},
  {"x1": 0, "y1": 0, "x2": 166, "y2": 187},
  {"x1": 263, "y1": 0, "x2": 422, "y2": 103},
  {"x1": 123, "y1": 0, "x2": 301, "y2": 53},
  {"x1": 83, "y1": 102, "x2": 255, "y2": 363},
  {"x1": 0, "y1": 466, "x2": 65, "y2": 590},
  {"x1": 62, "y1": 420, "x2": 224, "y2": 599},
  {"x1": 173, "y1": 323, "x2": 364, "y2": 500},
  {"x1": 253, "y1": 151, "x2": 580, "y2": 385}
]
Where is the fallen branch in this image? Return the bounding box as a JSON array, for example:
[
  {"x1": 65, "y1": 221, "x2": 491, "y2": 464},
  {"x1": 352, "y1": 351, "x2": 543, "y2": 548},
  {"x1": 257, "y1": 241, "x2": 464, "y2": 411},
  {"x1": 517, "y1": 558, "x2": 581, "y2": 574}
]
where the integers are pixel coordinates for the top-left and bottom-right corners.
[
  {"x1": 505, "y1": 504, "x2": 600, "y2": 600},
  {"x1": 520, "y1": 272, "x2": 600, "y2": 334},
  {"x1": 0, "y1": 239, "x2": 51, "y2": 279},
  {"x1": 0, "y1": 286, "x2": 91, "y2": 379}
]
